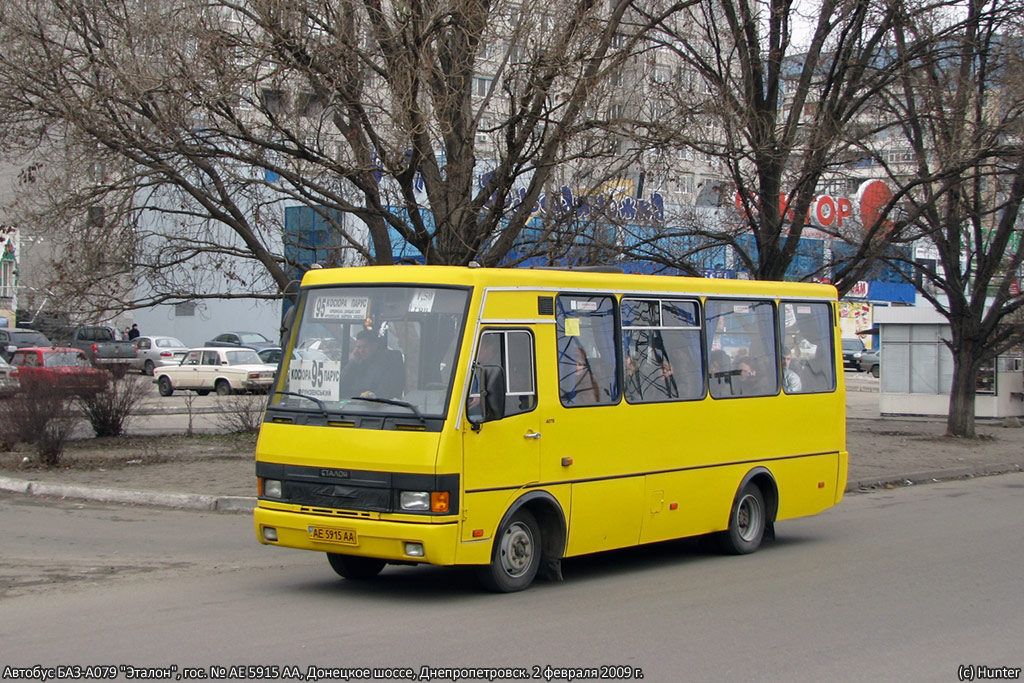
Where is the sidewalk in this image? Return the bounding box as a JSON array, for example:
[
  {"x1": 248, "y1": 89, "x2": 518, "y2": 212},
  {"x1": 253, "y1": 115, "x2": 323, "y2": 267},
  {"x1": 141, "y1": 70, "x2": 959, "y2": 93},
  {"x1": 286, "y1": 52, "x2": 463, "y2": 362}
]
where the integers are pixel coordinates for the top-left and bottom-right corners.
[{"x1": 2, "y1": 377, "x2": 1023, "y2": 513}]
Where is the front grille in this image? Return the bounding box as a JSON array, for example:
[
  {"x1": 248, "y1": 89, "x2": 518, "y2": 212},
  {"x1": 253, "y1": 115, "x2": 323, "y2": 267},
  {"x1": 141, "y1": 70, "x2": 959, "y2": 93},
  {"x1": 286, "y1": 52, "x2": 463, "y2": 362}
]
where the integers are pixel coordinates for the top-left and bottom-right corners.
[{"x1": 284, "y1": 481, "x2": 390, "y2": 512}]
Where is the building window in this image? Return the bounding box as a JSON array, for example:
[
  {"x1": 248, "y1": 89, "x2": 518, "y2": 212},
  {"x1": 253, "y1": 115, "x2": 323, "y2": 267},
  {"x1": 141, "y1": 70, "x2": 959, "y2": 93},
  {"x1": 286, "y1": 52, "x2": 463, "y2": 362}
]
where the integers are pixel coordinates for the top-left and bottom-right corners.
[
  {"x1": 88, "y1": 206, "x2": 105, "y2": 228},
  {"x1": 507, "y1": 43, "x2": 527, "y2": 62},
  {"x1": 0, "y1": 259, "x2": 13, "y2": 301},
  {"x1": 297, "y1": 92, "x2": 325, "y2": 117},
  {"x1": 261, "y1": 88, "x2": 288, "y2": 115},
  {"x1": 473, "y1": 77, "x2": 492, "y2": 97},
  {"x1": 175, "y1": 302, "x2": 197, "y2": 317}
]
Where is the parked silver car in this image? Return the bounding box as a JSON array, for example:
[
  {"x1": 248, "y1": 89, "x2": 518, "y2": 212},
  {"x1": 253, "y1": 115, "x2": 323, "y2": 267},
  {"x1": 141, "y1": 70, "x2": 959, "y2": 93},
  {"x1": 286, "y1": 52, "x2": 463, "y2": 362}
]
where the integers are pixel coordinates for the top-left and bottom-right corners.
[
  {"x1": 205, "y1": 331, "x2": 277, "y2": 351},
  {"x1": 856, "y1": 348, "x2": 880, "y2": 377},
  {"x1": 132, "y1": 335, "x2": 188, "y2": 375}
]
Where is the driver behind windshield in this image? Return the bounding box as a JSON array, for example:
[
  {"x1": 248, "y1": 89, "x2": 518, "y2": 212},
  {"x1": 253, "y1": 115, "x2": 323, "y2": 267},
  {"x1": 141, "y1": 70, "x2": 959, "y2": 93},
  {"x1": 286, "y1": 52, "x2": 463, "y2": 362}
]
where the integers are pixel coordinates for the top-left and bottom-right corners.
[{"x1": 338, "y1": 329, "x2": 405, "y2": 400}]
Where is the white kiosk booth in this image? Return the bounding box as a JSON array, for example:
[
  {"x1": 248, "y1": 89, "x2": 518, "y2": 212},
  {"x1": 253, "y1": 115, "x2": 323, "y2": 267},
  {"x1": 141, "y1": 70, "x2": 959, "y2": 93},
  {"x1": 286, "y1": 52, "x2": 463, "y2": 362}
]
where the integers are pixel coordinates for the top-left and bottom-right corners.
[{"x1": 873, "y1": 307, "x2": 1024, "y2": 418}]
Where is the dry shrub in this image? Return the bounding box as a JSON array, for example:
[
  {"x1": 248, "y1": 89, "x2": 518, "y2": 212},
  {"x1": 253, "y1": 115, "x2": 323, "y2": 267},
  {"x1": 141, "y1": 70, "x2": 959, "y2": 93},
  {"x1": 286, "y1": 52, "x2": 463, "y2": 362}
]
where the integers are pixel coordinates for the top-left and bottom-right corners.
[
  {"x1": 214, "y1": 392, "x2": 268, "y2": 434},
  {"x1": 77, "y1": 373, "x2": 148, "y2": 437},
  {"x1": 0, "y1": 383, "x2": 75, "y2": 466}
]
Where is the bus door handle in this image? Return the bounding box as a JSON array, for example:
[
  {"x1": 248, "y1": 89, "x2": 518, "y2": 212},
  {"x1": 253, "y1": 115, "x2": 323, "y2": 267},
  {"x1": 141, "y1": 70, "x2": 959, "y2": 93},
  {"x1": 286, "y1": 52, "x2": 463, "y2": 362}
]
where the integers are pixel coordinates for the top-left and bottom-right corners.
[{"x1": 523, "y1": 431, "x2": 541, "y2": 440}]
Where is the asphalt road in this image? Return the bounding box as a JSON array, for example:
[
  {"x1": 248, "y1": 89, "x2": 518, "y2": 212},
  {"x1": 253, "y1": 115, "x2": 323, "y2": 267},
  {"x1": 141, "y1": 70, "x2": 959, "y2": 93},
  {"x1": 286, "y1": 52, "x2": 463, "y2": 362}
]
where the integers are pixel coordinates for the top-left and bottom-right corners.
[{"x1": 1, "y1": 472, "x2": 1021, "y2": 681}]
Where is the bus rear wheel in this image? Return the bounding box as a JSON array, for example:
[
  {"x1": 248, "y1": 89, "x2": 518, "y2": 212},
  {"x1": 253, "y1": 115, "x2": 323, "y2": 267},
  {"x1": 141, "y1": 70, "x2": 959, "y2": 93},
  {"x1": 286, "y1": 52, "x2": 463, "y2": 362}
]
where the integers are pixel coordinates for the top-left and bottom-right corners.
[
  {"x1": 478, "y1": 508, "x2": 541, "y2": 593},
  {"x1": 326, "y1": 553, "x2": 386, "y2": 580},
  {"x1": 719, "y1": 483, "x2": 766, "y2": 555}
]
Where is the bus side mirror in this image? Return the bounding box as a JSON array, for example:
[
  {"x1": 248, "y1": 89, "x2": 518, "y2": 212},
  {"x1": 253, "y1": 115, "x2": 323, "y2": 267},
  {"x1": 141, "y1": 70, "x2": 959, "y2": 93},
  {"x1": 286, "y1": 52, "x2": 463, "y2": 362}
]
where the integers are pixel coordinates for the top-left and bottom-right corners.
[
  {"x1": 280, "y1": 303, "x2": 297, "y2": 347},
  {"x1": 467, "y1": 364, "x2": 506, "y2": 428}
]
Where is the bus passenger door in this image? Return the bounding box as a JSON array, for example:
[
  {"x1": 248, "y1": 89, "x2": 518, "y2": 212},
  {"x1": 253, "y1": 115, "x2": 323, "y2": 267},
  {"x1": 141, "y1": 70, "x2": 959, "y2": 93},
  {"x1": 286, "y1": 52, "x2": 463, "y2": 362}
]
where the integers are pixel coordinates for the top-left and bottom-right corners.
[{"x1": 461, "y1": 329, "x2": 541, "y2": 542}]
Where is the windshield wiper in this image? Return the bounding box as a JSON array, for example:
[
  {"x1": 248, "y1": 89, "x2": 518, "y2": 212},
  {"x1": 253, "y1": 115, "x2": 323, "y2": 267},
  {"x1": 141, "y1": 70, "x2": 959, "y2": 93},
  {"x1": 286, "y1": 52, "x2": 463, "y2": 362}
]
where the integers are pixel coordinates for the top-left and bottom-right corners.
[
  {"x1": 272, "y1": 391, "x2": 328, "y2": 417},
  {"x1": 345, "y1": 396, "x2": 426, "y2": 425}
]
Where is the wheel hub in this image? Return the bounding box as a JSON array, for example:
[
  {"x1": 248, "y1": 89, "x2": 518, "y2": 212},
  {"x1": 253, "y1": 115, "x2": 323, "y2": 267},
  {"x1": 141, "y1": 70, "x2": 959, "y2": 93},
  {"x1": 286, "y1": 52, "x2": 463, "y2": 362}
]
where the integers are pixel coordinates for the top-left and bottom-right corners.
[{"x1": 500, "y1": 523, "x2": 533, "y2": 576}]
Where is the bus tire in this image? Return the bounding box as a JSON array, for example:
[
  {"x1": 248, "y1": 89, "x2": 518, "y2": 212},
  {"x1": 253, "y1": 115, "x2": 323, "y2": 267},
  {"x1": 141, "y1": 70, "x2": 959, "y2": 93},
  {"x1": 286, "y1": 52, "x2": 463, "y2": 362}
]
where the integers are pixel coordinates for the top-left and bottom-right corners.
[
  {"x1": 478, "y1": 508, "x2": 542, "y2": 593},
  {"x1": 326, "y1": 553, "x2": 386, "y2": 580},
  {"x1": 719, "y1": 483, "x2": 766, "y2": 555}
]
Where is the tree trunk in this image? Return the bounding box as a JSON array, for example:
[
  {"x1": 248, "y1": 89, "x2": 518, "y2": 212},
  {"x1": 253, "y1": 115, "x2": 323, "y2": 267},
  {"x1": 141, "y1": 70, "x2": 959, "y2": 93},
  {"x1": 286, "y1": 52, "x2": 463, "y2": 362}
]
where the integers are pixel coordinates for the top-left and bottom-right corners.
[{"x1": 946, "y1": 353, "x2": 979, "y2": 438}]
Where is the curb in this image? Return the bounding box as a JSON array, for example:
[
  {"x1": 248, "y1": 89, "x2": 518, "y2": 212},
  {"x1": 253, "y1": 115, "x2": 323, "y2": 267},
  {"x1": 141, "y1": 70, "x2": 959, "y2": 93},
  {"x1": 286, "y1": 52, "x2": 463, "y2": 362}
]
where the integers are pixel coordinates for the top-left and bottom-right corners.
[
  {"x1": 846, "y1": 463, "x2": 1024, "y2": 493},
  {"x1": 0, "y1": 476, "x2": 255, "y2": 514},
  {"x1": 4, "y1": 464, "x2": 1024, "y2": 513}
]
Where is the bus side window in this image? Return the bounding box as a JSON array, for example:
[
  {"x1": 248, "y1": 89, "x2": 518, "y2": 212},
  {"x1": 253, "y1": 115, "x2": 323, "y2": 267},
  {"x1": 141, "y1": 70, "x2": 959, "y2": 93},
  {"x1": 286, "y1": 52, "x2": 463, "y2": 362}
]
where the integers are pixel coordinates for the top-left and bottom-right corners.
[
  {"x1": 622, "y1": 297, "x2": 703, "y2": 403},
  {"x1": 468, "y1": 329, "x2": 537, "y2": 422},
  {"x1": 706, "y1": 299, "x2": 778, "y2": 398},
  {"x1": 556, "y1": 294, "x2": 619, "y2": 407},
  {"x1": 505, "y1": 330, "x2": 537, "y2": 413},
  {"x1": 781, "y1": 302, "x2": 836, "y2": 393}
]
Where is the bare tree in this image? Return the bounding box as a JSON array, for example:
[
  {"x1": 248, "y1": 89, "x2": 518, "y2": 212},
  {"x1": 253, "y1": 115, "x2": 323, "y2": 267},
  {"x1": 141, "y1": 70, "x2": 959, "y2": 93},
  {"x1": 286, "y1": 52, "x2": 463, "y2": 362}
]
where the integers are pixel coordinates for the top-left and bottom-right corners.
[
  {"x1": 0, "y1": 0, "x2": 691, "y2": 313},
  {"x1": 618, "y1": 0, "x2": 919, "y2": 292},
  {"x1": 876, "y1": 0, "x2": 1024, "y2": 437}
]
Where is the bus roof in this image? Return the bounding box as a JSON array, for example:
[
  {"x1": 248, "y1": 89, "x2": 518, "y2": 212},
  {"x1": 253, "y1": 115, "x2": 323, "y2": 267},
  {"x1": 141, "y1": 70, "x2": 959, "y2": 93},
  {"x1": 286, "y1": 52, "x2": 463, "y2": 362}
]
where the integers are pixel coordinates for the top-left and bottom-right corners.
[{"x1": 299, "y1": 265, "x2": 838, "y2": 300}]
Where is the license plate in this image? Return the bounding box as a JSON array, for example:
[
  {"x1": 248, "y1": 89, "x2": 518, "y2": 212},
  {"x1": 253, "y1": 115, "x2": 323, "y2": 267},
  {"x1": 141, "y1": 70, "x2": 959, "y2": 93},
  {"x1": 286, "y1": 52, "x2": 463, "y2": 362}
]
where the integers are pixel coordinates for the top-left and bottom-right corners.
[{"x1": 308, "y1": 526, "x2": 357, "y2": 545}]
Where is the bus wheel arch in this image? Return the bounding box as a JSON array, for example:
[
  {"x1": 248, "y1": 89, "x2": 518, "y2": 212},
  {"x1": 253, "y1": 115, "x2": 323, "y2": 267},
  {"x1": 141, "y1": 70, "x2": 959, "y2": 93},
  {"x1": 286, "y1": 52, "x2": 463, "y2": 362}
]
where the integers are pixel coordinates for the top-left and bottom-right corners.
[
  {"x1": 478, "y1": 492, "x2": 567, "y2": 592},
  {"x1": 719, "y1": 468, "x2": 778, "y2": 555}
]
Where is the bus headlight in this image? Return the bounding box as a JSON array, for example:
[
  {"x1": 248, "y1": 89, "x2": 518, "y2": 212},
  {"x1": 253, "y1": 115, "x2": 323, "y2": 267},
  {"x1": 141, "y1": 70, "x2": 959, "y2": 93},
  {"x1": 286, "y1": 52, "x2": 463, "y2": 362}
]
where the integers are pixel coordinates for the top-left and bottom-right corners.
[
  {"x1": 263, "y1": 479, "x2": 282, "y2": 499},
  {"x1": 400, "y1": 491, "x2": 430, "y2": 510},
  {"x1": 400, "y1": 491, "x2": 450, "y2": 513}
]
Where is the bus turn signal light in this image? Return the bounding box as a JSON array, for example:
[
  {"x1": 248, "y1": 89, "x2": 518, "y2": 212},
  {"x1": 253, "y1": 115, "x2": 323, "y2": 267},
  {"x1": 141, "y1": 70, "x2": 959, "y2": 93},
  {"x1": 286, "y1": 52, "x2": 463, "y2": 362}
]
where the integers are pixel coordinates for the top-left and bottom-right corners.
[{"x1": 431, "y1": 492, "x2": 450, "y2": 513}]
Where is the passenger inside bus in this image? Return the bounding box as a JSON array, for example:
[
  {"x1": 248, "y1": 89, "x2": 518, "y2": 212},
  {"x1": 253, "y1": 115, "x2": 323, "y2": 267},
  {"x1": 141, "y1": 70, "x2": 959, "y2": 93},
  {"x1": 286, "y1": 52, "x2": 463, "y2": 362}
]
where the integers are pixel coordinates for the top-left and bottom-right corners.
[
  {"x1": 735, "y1": 358, "x2": 761, "y2": 395},
  {"x1": 339, "y1": 329, "x2": 405, "y2": 399},
  {"x1": 663, "y1": 343, "x2": 702, "y2": 399},
  {"x1": 708, "y1": 349, "x2": 734, "y2": 395},
  {"x1": 561, "y1": 344, "x2": 601, "y2": 405},
  {"x1": 782, "y1": 351, "x2": 803, "y2": 393}
]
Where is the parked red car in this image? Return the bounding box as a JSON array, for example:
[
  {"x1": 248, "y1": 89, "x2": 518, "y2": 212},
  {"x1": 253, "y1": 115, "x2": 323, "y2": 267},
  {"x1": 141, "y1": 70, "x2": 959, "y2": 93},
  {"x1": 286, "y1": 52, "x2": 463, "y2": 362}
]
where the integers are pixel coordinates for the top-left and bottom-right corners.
[{"x1": 8, "y1": 347, "x2": 109, "y2": 396}]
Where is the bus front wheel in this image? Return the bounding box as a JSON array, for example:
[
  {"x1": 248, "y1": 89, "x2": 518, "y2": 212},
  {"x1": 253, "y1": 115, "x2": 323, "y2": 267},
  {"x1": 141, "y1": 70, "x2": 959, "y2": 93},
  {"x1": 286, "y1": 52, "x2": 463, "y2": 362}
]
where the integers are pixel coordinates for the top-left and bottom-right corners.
[
  {"x1": 326, "y1": 553, "x2": 386, "y2": 580},
  {"x1": 478, "y1": 508, "x2": 541, "y2": 593},
  {"x1": 719, "y1": 483, "x2": 766, "y2": 555}
]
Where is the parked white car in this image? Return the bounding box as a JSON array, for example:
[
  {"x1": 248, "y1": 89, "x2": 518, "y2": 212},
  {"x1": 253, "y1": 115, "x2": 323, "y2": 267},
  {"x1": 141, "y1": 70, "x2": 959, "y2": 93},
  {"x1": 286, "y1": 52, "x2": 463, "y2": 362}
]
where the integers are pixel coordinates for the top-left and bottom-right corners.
[
  {"x1": 155, "y1": 347, "x2": 276, "y2": 396},
  {"x1": 132, "y1": 335, "x2": 188, "y2": 375}
]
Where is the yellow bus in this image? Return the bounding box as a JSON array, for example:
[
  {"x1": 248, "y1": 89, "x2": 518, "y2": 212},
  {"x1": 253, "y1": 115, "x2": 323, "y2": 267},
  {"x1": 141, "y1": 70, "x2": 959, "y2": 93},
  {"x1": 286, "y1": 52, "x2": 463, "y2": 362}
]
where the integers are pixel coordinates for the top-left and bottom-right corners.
[{"x1": 254, "y1": 265, "x2": 847, "y2": 591}]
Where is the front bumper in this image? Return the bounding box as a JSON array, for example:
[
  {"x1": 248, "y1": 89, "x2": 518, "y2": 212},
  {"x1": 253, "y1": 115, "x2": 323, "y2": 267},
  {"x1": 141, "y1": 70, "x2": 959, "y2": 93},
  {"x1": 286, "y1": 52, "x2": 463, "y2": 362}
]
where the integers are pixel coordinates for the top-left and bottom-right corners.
[{"x1": 254, "y1": 505, "x2": 460, "y2": 566}]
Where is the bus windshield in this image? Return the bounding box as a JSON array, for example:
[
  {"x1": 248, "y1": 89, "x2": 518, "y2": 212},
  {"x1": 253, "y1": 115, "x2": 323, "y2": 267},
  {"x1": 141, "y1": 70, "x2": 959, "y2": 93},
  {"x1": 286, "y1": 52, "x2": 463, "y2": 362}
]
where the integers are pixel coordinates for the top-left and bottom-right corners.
[{"x1": 274, "y1": 285, "x2": 470, "y2": 419}]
